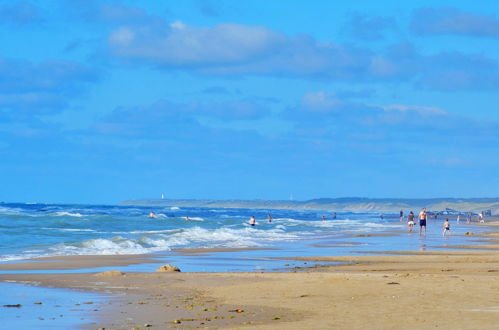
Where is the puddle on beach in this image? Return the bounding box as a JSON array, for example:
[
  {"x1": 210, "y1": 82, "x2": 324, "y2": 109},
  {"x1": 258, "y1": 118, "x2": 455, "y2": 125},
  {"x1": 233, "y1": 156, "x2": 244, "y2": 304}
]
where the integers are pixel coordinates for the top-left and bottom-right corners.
[{"x1": 0, "y1": 281, "x2": 107, "y2": 329}]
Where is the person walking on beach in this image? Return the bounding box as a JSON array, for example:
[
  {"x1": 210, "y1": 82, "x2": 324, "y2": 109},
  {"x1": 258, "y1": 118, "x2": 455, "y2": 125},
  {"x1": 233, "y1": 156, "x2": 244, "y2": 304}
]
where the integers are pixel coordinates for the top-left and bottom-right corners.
[
  {"x1": 407, "y1": 211, "x2": 415, "y2": 232},
  {"x1": 249, "y1": 216, "x2": 256, "y2": 226},
  {"x1": 443, "y1": 218, "x2": 451, "y2": 237},
  {"x1": 419, "y1": 208, "x2": 427, "y2": 236},
  {"x1": 399, "y1": 209, "x2": 404, "y2": 222}
]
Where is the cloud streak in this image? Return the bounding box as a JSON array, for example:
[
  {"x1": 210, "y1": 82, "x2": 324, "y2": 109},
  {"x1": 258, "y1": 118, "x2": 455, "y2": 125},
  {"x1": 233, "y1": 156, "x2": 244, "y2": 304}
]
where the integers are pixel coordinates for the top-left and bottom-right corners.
[
  {"x1": 411, "y1": 7, "x2": 499, "y2": 37},
  {"x1": 102, "y1": 17, "x2": 499, "y2": 91},
  {"x1": 0, "y1": 57, "x2": 98, "y2": 117}
]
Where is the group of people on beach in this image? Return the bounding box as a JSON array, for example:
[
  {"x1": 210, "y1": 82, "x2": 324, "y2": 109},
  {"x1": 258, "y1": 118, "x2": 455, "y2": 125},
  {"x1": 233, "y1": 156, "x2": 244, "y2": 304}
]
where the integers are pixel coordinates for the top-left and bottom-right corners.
[{"x1": 400, "y1": 208, "x2": 486, "y2": 237}]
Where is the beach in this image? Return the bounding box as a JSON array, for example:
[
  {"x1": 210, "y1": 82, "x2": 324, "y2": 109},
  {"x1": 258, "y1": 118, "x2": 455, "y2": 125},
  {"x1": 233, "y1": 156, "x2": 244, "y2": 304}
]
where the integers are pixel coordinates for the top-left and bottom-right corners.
[{"x1": 1, "y1": 219, "x2": 498, "y2": 329}]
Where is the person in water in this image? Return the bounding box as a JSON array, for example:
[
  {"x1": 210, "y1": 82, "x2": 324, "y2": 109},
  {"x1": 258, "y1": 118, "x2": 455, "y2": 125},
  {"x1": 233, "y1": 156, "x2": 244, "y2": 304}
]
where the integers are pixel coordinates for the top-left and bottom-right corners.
[
  {"x1": 322, "y1": 215, "x2": 326, "y2": 222},
  {"x1": 185, "y1": 216, "x2": 190, "y2": 221},
  {"x1": 399, "y1": 209, "x2": 404, "y2": 222},
  {"x1": 267, "y1": 214, "x2": 272, "y2": 223},
  {"x1": 148, "y1": 212, "x2": 156, "y2": 218},
  {"x1": 443, "y1": 218, "x2": 451, "y2": 237},
  {"x1": 407, "y1": 211, "x2": 415, "y2": 232},
  {"x1": 249, "y1": 216, "x2": 256, "y2": 226},
  {"x1": 333, "y1": 212, "x2": 337, "y2": 219},
  {"x1": 419, "y1": 208, "x2": 427, "y2": 236}
]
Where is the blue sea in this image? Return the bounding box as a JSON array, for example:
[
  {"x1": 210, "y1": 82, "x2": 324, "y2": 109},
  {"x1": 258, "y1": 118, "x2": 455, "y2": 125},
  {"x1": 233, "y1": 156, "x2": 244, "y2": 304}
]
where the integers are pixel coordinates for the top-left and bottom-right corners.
[
  {"x1": 0, "y1": 202, "x2": 487, "y2": 271},
  {"x1": 0, "y1": 202, "x2": 491, "y2": 328}
]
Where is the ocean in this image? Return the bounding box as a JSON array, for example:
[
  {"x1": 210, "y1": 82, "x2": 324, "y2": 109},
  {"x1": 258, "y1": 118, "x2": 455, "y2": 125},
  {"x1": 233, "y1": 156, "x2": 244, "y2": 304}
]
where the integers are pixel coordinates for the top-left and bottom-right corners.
[
  {"x1": 0, "y1": 202, "x2": 491, "y2": 328},
  {"x1": 0, "y1": 202, "x2": 485, "y2": 272}
]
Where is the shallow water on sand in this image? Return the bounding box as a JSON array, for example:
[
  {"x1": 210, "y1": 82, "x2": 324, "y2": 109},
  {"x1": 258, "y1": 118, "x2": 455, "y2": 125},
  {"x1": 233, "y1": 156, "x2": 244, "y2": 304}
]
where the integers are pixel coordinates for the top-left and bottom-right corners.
[{"x1": 0, "y1": 282, "x2": 106, "y2": 329}]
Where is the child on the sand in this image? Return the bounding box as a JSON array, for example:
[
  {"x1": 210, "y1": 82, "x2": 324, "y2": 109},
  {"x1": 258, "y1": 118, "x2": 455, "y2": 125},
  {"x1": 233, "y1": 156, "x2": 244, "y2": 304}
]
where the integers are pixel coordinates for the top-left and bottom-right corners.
[{"x1": 443, "y1": 218, "x2": 451, "y2": 237}]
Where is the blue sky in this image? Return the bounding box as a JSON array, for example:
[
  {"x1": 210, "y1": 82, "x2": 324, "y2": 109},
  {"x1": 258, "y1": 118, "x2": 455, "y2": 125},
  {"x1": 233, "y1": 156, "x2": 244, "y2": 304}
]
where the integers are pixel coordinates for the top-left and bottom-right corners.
[{"x1": 1, "y1": 0, "x2": 499, "y2": 203}]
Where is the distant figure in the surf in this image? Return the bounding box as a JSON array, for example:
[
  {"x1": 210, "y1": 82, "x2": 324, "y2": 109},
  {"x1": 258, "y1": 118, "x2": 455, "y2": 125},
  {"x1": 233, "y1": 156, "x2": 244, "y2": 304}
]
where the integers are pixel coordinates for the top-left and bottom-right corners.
[
  {"x1": 185, "y1": 216, "x2": 190, "y2": 221},
  {"x1": 407, "y1": 211, "x2": 415, "y2": 232},
  {"x1": 322, "y1": 215, "x2": 326, "y2": 222},
  {"x1": 333, "y1": 212, "x2": 337, "y2": 219},
  {"x1": 380, "y1": 214, "x2": 384, "y2": 220},
  {"x1": 267, "y1": 214, "x2": 272, "y2": 223},
  {"x1": 478, "y1": 212, "x2": 484, "y2": 223},
  {"x1": 456, "y1": 215, "x2": 460, "y2": 224},
  {"x1": 399, "y1": 209, "x2": 404, "y2": 222},
  {"x1": 419, "y1": 208, "x2": 427, "y2": 236},
  {"x1": 148, "y1": 212, "x2": 156, "y2": 218},
  {"x1": 467, "y1": 212, "x2": 472, "y2": 224},
  {"x1": 443, "y1": 218, "x2": 451, "y2": 237},
  {"x1": 249, "y1": 216, "x2": 256, "y2": 226}
]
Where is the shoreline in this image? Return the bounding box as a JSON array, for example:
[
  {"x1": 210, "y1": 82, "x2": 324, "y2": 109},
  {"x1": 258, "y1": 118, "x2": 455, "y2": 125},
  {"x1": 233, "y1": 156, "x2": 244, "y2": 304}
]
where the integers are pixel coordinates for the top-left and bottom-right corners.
[{"x1": 1, "y1": 222, "x2": 498, "y2": 328}]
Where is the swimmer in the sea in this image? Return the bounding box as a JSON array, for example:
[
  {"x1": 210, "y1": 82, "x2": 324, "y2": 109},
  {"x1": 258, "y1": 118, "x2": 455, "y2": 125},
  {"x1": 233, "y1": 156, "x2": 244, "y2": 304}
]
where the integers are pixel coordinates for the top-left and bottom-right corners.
[
  {"x1": 249, "y1": 216, "x2": 256, "y2": 226},
  {"x1": 186, "y1": 216, "x2": 190, "y2": 221},
  {"x1": 267, "y1": 214, "x2": 272, "y2": 223},
  {"x1": 148, "y1": 212, "x2": 156, "y2": 218}
]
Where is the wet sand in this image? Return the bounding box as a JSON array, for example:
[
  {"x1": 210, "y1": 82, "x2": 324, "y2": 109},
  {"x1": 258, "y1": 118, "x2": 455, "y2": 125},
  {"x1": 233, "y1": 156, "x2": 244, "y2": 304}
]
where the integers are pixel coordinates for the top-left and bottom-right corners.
[{"x1": 1, "y1": 222, "x2": 499, "y2": 329}]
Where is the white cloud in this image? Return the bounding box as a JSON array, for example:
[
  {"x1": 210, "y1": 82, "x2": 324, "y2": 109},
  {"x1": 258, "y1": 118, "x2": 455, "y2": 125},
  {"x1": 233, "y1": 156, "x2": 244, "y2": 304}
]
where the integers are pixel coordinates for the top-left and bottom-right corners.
[{"x1": 301, "y1": 91, "x2": 343, "y2": 113}]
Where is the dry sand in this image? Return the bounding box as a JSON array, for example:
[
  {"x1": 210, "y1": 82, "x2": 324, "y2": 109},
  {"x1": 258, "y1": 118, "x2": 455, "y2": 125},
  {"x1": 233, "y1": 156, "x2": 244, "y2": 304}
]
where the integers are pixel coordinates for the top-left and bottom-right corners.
[{"x1": 1, "y1": 224, "x2": 499, "y2": 329}]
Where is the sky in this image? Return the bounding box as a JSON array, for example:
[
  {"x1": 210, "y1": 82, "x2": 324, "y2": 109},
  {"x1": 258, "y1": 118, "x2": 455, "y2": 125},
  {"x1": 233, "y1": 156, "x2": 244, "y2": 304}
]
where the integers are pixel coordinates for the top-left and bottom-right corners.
[{"x1": 1, "y1": 0, "x2": 499, "y2": 204}]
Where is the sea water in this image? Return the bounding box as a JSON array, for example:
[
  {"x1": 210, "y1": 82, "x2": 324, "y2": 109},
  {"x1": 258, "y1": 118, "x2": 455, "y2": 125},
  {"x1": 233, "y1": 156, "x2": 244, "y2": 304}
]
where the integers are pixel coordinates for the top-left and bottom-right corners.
[
  {"x1": 0, "y1": 203, "x2": 489, "y2": 328},
  {"x1": 0, "y1": 202, "x2": 487, "y2": 271}
]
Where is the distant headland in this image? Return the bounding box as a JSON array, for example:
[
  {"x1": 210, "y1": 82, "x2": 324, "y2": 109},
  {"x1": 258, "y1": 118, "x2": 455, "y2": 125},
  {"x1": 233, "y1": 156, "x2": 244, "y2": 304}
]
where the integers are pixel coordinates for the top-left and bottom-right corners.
[{"x1": 120, "y1": 197, "x2": 499, "y2": 215}]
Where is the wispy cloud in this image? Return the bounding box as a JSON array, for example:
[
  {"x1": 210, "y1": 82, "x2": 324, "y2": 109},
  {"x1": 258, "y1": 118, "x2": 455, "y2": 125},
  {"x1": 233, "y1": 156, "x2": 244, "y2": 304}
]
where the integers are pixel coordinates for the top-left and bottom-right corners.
[
  {"x1": 343, "y1": 13, "x2": 397, "y2": 41},
  {"x1": 411, "y1": 7, "x2": 499, "y2": 37},
  {"x1": 0, "y1": 57, "x2": 98, "y2": 117},
  {"x1": 0, "y1": 1, "x2": 42, "y2": 26}
]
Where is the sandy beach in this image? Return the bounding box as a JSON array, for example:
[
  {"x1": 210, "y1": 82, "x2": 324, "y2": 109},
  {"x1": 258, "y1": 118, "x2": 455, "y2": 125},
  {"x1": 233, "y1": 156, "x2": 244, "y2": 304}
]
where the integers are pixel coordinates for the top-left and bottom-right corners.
[{"x1": 1, "y1": 221, "x2": 499, "y2": 329}]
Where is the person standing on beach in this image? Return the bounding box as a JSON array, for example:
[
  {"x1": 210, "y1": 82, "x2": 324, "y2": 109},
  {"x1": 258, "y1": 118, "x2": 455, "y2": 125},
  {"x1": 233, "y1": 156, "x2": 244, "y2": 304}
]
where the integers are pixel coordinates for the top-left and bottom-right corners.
[
  {"x1": 419, "y1": 208, "x2": 427, "y2": 236},
  {"x1": 467, "y1": 212, "x2": 472, "y2": 224},
  {"x1": 407, "y1": 211, "x2": 415, "y2": 232},
  {"x1": 249, "y1": 216, "x2": 256, "y2": 226},
  {"x1": 399, "y1": 209, "x2": 404, "y2": 222},
  {"x1": 443, "y1": 218, "x2": 451, "y2": 237}
]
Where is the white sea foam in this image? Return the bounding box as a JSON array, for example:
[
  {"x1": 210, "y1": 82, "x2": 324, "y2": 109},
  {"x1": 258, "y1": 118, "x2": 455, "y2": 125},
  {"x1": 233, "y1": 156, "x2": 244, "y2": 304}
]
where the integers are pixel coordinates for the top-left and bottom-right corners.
[
  {"x1": 33, "y1": 226, "x2": 300, "y2": 257},
  {"x1": 51, "y1": 211, "x2": 83, "y2": 217},
  {"x1": 40, "y1": 227, "x2": 95, "y2": 232},
  {"x1": 170, "y1": 206, "x2": 180, "y2": 210}
]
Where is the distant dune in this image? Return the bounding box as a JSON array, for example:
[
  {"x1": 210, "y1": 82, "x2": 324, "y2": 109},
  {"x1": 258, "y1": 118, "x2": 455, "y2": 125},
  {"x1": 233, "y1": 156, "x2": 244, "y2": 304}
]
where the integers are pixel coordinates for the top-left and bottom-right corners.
[{"x1": 120, "y1": 198, "x2": 499, "y2": 215}]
